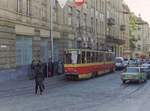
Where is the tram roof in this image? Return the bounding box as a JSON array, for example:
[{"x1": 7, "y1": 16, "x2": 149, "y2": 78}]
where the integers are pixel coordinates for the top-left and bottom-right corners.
[{"x1": 64, "y1": 49, "x2": 113, "y2": 53}]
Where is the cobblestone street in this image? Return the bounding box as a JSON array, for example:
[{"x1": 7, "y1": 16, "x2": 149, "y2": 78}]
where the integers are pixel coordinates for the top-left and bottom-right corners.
[{"x1": 0, "y1": 72, "x2": 150, "y2": 111}]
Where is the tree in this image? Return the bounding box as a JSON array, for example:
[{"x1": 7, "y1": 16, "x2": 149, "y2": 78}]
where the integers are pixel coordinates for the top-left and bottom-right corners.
[
  {"x1": 129, "y1": 14, "x2": 138, "y2": 51},
  {"x1": 129, "y1": 37, "x2": 137, "y2": 50}
]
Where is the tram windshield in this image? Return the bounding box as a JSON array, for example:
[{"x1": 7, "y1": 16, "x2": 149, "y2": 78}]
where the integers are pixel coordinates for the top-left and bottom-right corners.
[{"x1": 64, "y1": 50, "x2": 81, "y2": 64}]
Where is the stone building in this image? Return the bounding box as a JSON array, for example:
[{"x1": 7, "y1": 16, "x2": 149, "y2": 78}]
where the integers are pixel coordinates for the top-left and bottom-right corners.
[
  {"x1": 144, "y1": 27, "x2": 150, "y2": 56},
  {"x1": 130, "y1": 15, "x2": 150, "y2": 58},
  {"x1": 0, "y1": 0, "x2": 129, "y2": 81},
  {"x1": 51, "y1": 0, "x2": 107, "y2": 61},
  {"x1": 122, "y1": 3, "x2": 130, "y2": 58},
  {"x1": 105, "y1": 0, "x2": 126, "y2": 56},
  {"x1": 0, "y1": 0, "x2": 50, "y2": 81}
]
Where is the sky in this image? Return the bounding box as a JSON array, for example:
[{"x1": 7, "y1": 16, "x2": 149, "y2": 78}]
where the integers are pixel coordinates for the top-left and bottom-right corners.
[{"x1": 125, "y1": 0, "x2": 150, "y2": 24}]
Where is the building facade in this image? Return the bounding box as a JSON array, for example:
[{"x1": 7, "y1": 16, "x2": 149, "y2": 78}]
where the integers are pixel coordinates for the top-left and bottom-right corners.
[
  {"x1": 0, "y1": 0, "x2": 130, "y2": 81},
  {"x1": 122, "y1": 3, "x2": 130, "y2": 59},
  {"x1": 0, "y1": 0, "x2": 50, "y2": 81},
  {"x1": 105, "y1": 0, "x2": 126, "y2": 56},
  {"x1": 131, "y1": 16, "x2": 150, "y2": 58}
]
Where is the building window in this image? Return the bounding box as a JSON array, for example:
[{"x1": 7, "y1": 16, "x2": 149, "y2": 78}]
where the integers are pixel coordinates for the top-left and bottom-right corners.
[
  {"x1": 68, "y1": 7, "x2": 72, "y2": 25},
  {"x1": 91, "y1": 8, "x2": 94, "y2": 17},
  {"x1": 53, "y1": 1, "x2": 58, "y2": 22},
  {"x1": 91, "y1": 17, "x2": 94, "y2": 32},
  {"x1": 137, "y1": 45, "x2": 141, "y2": 51},
  {"x1": 96, "y1": 19, "x2": 98, "y2": 33},
  {"x1": 68, "y1": 6, "x2": 72, "y2": 14},
  {"x1": 17, "y1": 0, "x2": 22, "y2": 13},
  {"x1": 41, "y1": 5, "x2": 47, "y2": 21},
  {"x1": 83, "y1": 2, "x2": 87, "y2": 9},
  {"x1": 16, "y1": 36, "x2": 32, "y2": 66},
  {"x1": 83, "y1": 13, "x2": 87, "y2": 26},
  {"x1": 76, "y1": 10, "x2": 80, "y2": 27},
  {"x1": 53, "y1": 9, "x2": 57, "y2": 22},
  {"x1": 68, "y1": 16, "x2": 72, "y2": 25},
  {"x1": 27, "y1": 0, "x2": 31, "y2": 16}
]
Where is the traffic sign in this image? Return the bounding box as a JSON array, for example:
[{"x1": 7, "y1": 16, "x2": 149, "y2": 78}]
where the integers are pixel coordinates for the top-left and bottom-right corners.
[
  {"x1": 75, "y1": 0, "x2": 85, "y2": 7},
  {"x1": 57, "y1": 0, "x2": 68, "y2": 8}
]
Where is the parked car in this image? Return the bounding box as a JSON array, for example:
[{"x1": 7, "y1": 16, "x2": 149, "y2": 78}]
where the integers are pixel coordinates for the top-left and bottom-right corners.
[
  {"x1": 115, "y1": 57, "x2": 126, "y2": 70},
  {"x1": 123, "y1": 59, "x2": 129, "y2": 67},
  {"x1": 128, "y1": 60, "x2": 138, "y2": 67},
  {"x1": 121, "y1": 67, "x2": 147, "y2": 84},
  {"x1": 141, "y1": 64, "x2": 150, "y2": 79},
  {"x1": 142, "y1": 61, "x2": 150, "y2": 66}
]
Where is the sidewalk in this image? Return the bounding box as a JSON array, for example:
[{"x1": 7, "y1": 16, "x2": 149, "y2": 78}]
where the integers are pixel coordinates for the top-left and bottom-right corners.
[{"x1": 0, "y1": 74, "x2": 66, "y2": 99}]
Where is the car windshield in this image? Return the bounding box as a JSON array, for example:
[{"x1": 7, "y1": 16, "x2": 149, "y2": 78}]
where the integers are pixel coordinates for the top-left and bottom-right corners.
[
  {"x1": 124, "y1": 59, "x2": 128, "y2": 61},
  {"x1": 126, "y1": 68, "x2": 139, "y2": 73},
  {"x1": 141, "y1": 67, "x2": 149, "y2": 72},
  {"x1": 146, "y1": 61, "x2": 150, "y2": 64}
]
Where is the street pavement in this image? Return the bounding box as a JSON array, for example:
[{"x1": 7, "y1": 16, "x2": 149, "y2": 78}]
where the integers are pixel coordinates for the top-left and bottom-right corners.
[{"x1": 0, "y1": 71, "x2": 150, "y2": 111}]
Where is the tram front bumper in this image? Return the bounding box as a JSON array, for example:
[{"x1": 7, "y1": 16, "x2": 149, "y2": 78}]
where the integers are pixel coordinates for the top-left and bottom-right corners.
[{"x1": 65, "y1": 73, "x2": 79, "y2": 80}]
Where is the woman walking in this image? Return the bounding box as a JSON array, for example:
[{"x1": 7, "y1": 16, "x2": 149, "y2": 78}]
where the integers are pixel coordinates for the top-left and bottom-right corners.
[{"x1": 35, "y1": 63, "x2": 45, "y2": 95}]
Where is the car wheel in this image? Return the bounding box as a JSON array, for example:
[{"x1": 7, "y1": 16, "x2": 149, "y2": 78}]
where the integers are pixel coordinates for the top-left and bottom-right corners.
[
  {"x1": 138, "y1": 80, "x2": 142, "y2": 84},
  {"x1": 144, "y1": 79, "x2": 147, "y2": 83},
  {"x1": 122, "y1": 80, "x2": 126, "y2": 84}
]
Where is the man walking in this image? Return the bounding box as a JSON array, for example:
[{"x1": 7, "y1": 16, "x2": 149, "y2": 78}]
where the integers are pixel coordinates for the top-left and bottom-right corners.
[{"x1": 35, "y1": 62, "x2": 45, "y2": 95}]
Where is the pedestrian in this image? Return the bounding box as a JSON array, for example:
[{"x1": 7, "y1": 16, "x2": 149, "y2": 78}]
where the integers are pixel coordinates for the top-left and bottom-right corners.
[
  {"x1": 35, "y1": 62, "x2": 45, "y2": 95},
  {"x1": 30, "y1": 60, "x2": 36, "y2": 80},
  {"x1": 58, "y1": 60, "x2": 63, "y2": 75},
  {"x1": 42, "y1": 61, "x2": 47, "y2": 78},
  {"x1": 48, "y1": 57, "x2": 53, "y2": 77}
]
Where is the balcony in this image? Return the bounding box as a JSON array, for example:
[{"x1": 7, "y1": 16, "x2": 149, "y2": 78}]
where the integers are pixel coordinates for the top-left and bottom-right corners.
[
  {"x1": 105, "y1": 35, "x2": 116, "y2": 43},
  {"x1": 120, "y1": 25, "x2": 126, "y2": 31},
  {"x1": 107, "y1": 18, "x2": 115, "y2": 26},
  {"x1": 76, "y1": 26, "x2": 93, "y2": 32},
  {"x1": 105, "y1": 35, "x2": 125, "y2": 45},
  {"x1": 117, "y1": 39, "x2": 125, "y2": 45}
]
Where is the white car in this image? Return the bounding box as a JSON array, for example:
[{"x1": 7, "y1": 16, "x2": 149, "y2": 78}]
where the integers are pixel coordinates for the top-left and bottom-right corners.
[{"x1": 115, "y1": 57, "x2": 126, "y2": 70}]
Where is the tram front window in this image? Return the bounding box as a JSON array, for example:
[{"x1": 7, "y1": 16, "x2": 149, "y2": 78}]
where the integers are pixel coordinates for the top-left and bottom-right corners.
[
  {"x1": 65, "y1": 52, "x2": 72, "y2": 64},
  {"x1": 64, "y1": 50, "x2": 81, "y2": 64}
]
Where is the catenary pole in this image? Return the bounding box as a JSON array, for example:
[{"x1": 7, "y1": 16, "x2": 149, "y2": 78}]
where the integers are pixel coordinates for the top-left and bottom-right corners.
[
  {"x1": 50, "y1": 0, "x2": 54, "y2": 63},
  {"x1": 47, "y1": 0, "x2": 54, "y2": 77}
]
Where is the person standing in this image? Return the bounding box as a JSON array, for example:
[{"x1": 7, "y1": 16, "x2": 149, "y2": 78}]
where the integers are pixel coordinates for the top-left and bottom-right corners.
[
  {"x1": 35, "y1": 63, "x2": 45, "y2": 95},
  {"x1": 30, "y1": 60, "x2": 36, "y2": 80},
  {"x1": 58, "y1": 61, "x2": 63, "y2": 75},
  {"x1": 48, "y1": 57, "x2": 53, "y2": 77}
]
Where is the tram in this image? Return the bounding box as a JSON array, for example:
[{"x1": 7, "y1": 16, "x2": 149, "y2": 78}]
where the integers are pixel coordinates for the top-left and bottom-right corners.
[{"x1": 64, "y1": 49, "x2": 115, "y2": 80}]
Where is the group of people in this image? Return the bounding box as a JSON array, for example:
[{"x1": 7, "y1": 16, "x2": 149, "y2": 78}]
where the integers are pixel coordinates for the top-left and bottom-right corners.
[{"x1": 31, "y1": 60, "x2": 45, "y2": 95}]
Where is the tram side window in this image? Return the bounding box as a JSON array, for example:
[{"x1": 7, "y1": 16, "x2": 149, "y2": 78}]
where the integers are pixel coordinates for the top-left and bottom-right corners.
[
  {"x1": 99, "y1": 52, "x2": 104, "y2": 62},
  {"x1": 77, "y1": 54, "x2": 81, "y2": 64},
  {"x1": 92, "y1": 52, "x2": 96, "y2": 63},
  {"x1": 109, "y1": 53, "x2": 112, "y2": 61},
  {"x1": 108, "y1": 53, "x2": 112, "y2": 61},
  {"x1": 106, "y1": 53, "x2": 112, "y2": 61},
  {"x1": 105, "y1": 53, "x2": 109, "y2": 62},
  {"x1": 82, "y1": 51, "x2": 86, "y2": 63},
  {"x1": 96, "y1": 52, "x2": 98, "y2": 62},
  {"x1": 87, "y1": 52, "x2": 91, "y2": 63}
]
